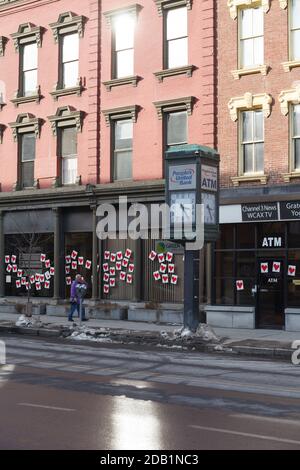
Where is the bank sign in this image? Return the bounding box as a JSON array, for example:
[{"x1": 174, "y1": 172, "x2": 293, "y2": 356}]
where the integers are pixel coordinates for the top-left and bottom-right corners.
[
  {"x1": 169, "y1": 164, "x2": 196, "y2": 190},
  {"x1": 201, "y1": 165, "x2": 218, "y2": 192}
]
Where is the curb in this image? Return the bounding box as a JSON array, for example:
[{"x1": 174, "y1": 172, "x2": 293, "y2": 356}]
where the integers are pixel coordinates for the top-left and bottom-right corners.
[{"x1": 0, "y1": 323, "x2": 293, "y2": 361}]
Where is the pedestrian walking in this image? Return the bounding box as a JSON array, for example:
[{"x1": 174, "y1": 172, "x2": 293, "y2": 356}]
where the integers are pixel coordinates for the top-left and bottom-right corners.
[{"x1": 68, "y1": 274, "x2": 88, "y2": 322}]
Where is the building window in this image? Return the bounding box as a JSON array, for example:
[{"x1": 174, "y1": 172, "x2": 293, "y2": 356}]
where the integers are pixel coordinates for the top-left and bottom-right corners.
[
  {"x1": 60, "y1": 127, "x2": 77, "y2": 185},
  {"x1": 21, "y1": 43, "x2": 38, "y2": 97},
  {"x1": 113, "y1": 119, "x2": 133, "y2": 181},
  {"x1": 60, "y1": 33, "x2": 79, "y2": 89},
  {"x1": 239, "y1": 7, "x2": 264, "y2": 68},
  {"x1": 241, "y1": 110, "x2": 264, "y2": 174},
  {"x1": 166, "y1": 111, "x2": 187, "y2": 148},
  {"x1": 292, "y1": 104, "x2": 300, "y2": 170},
  {"x1": 291, "y1": 0, "x2": 300, "y2": 60},
  {"x1": 113, "y1": 13, "x2": 135, "y2": 78},
  {"x1": 20, "y1": 132, "x2": 35, "y2": 188},
  {"x1": 165, "y1": 7, "x2": 188, "y2": 69}
]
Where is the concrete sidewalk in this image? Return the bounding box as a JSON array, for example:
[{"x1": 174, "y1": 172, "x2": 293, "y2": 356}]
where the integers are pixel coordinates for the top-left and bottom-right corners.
[{"x1": 0, "y1": 311, "x2": 298, "y2": 359}]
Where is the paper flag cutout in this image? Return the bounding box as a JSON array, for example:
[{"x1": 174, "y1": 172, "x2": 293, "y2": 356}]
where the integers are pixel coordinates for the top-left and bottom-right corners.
[
  {"x1": 66, "y1": 277, "x2": 72, "y2": 285},
  {"x1": 44, "y1": 281, "x2": 50, "y2": 289},
  {"x1": 5, "y1": 256, "x2": 10, "y2": 264},
  {"x1": 128, "y1": 264, "x2": 135, "y2": 273},
  {"x1": 272, "y1": 262, "x2": 281, "y2": 273},
  {"x1": 45, "y1": 271, "x2": 51, "y2": 280},
  {"x1": 116, "y1": 251, "x2": 123, "y2": 261},
  {"x1": 103, "y1": 273, "x2": 109, "y2": 282},
  {"x1": 72, "y1": 261, "x2": 77, "y2": 270},
  {"x1": 36, "y1": 282, "x2": 41, "y2": 291},
  {"x1": 162, "y1": 274, "x2": 169, "y2": 284},
  {"x1": 153, "y1": 271, "x2": 161, "y2": 281},
  {"x1": 12, "y1": 265, "x2": 17, "y2": 273},
  {"x1": 78, "y1": 257, "x2": 84, "y2": 266},
  {"x1": 166, "y1": 252, "x2": 174, "y2": 262},
  {"x1": 110, "y1": 278, "x2": 116, "y2": 287},
  {"x1": 21, "y1": 278, "x2": 26, "y2": 285},
  {"x1": 110, "y1": 253, "x2": 116, "y2": 263},
  {"x1": 288, "y1": 265, "x2": 297, "y2": 277},
  {"x1": 104, "y1": 251, "x2": 110, "y2": 260},
  {"x1": 168, "y1": 264, "x2": 175, "y2": 274},
  {"x1": 261, "y1": 263, "x2": 268, "y2": 274},
  {"x1": 236, "y1": 280, "x2": 244, "y2": 291},
  {"x1": 116, "y1": 261, "x2": 122, "y2": 271},
  {"x1": 65, "y1": 255, "x2": 71, "y2": 264},
  {"x1": 149, "y1": 251, "x2": 157, "y2": 261},
  {"x1": 40, "y1": 254, "x2": 46, "y2": 262},
  {"x1": 45, "y1": 260, "x2": 51, "y2": 268},
  {"x1": 17, "y1": 270, "x2": 23, "y2": 278},
  {"x1": 85, "y1": 260, "x2": 92, "y2": 270},
  {"x1": 71, "y1": 250, "x2": 78, "y2": 260},
  {"x1": 171, "y1": 275, "x2": 178, "y2": 285},
  {"x1": 160, "y1": 263, "x2": 167, "y2": 274},
  {"x1": 35, "y1": 273, "x2": 40, "y2": 282},
  {"x1": 109, "y1": 267, "x2": 116, "y2": 277},
  {"x1": 11, "y1": 255, "x2": 17, "y2": 264},
  {"x1": 126, "y1": 274, "x2": 133, "y2": 284},
  {"x1": 122, "y1": 258, "x2": 129, "y2": 268},
  {"x1": 40, "y1": 274, "x2": 45, "y2": 283},
  {"x1": 50, "y1": 267, "x2": 55, "y2": 276},
  {"x1": 158, "y1": 253, "x2": 165, "y2": 263},
  {"x1": 125, "y1": 248, "x2": 132, "y2": 259},
  {"x1": 6, "y1": 264, "x2": 12, "y2": 273},
  {"x1": 30, "y1": 275, "x2": 35, "y2": 284},
  {"x1": 16, "y1": 280, "x2": 21, "y2": 289},
  {"x1": 103, "y1": 284, "x2": 110, "y2": 294},
  {"x1": 103, "y1": 263, "x2": 109, "y2": 272},
  {"x1": 120, "y1": 272, "x2": 126, "y2": 281},
  {"x1": 65, "y1": 266, "x2": 70, "y2": 274}
]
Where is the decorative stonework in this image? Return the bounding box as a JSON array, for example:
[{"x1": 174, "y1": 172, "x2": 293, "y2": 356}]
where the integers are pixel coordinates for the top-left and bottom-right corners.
[
  {"x1": 104, "y1": 4, "x2": 142, "y2": 25},
  {"x1": 47, "y1": 106, "x2": 83, "y2": 136},
  {"x1": 227, "y1": 0, "x2": 270, "y2": 19},
  {"x1": 283, "y1": 172, "x2": 300, "y2": 182},
  {"x1": 11, "y1": 86, "x2": 42, "y2": 107},
  {"x1": 11, "y1": 23, "x2": 42, "y2": 52},
  {"x1": 228, "y1": 92, "x2": 273, "y2": 121},
  {"x1": 154, "y1": 0, "x2": 192, "y2": 16},
  {"x1": 49, "y1": 12, "x2": 85, "y2": 43},
  {"x1": 0, "y1": 36, "x2": 8, "y2": 57},
  {"x1": 231, "y1": 174, "x2": 268, "y2": 186},
  {"x1": 153, "y1": 96, "x2": 194, "y2": 119},
  {"x1": 102, "y1": 105, "x2": 139, "y2": 126},
  {"x1": 231, "y1": 65, "x2": 269, "y2": 79},
  {"x1": 279, "y1": 0, "x2": 287, "y2": 8},
  {"x1": 9, "y1": 113, "x2": 42, "y2": 141},
  {"x1": 103, "y1": 76, "x2": 140, "y2": 91},
  {"x1": 154, "y1": 65, "x2": 194, "y2": 82},
  {"x1": 50, "y1": 78, "x2": 83, "y2": 101},
  {"x1": 278, "y1": 86, "x2": 300, "y2": 115},
  {"x1": 282, "y1": 60, "x2": 300, "y2": 72}
]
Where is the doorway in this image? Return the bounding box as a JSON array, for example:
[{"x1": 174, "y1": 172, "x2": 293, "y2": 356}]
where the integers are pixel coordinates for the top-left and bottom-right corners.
[{"x1": 257, "y1": 258, "x2": 284, "y2": 329}]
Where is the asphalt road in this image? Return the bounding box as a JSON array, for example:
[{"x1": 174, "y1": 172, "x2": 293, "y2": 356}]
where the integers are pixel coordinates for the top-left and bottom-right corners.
[{"x1": 1, "y1": 334, "x2": 300, "y2": 450}]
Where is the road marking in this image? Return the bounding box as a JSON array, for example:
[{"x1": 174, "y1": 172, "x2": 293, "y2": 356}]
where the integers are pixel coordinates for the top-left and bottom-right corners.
[
  {"x1": 231, "y1": 413, "x2": 300, "y2": 427},
  {"x1": 18, "y1": 403, "x2": 76, "y2": 412},
  {"x1": 189, "y1": 425, "x2": 300, "y2": 446}
]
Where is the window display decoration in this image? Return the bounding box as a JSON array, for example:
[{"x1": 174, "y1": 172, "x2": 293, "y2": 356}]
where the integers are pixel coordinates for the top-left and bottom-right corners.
[
  {"x1": 272, "y1": 261, "x2": 281, "y2": 273},
  {"x1": 71, "y1": 250, "x2": 78, "y2": 260},
  {"x1": 236, "y1": 280, "x2": 245, "y2": 291},
  {"x1": 102, "y1": 248, "x2": 135, "y2": 294},
  {"x1": 149, "y1": 250, "x2": 180, "y2": 287},
  {"x1": 288, "y1": 265, "x2": 297, "y2": 277},
  {"x1": 261, "y1": 262, "x2": 268, "y2": 273},
  {"x1": 7, "y1": 253, "x2": 55, "y2": 291}
]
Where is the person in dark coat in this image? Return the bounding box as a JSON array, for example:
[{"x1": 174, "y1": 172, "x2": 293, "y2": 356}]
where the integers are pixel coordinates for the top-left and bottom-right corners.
[{"x1": 68, "y1": 274, "x2": 88, "y2": 322}]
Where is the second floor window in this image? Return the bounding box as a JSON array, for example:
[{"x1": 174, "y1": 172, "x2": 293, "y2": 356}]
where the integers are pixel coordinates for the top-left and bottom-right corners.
[
  {"x1": 166, "y1": 111, "x2": 188, "y2": 149},
  {"x1": 113, "y1": 14, "x2": 135, "y2": 78},
  {"x1": 241, "y1": 110, "x2": 264, "y2": 174},
  {"x1": 60, "y1": 127, "x2": 77, "y2": 185},
  {"x1": 292, "y1": 104, "x2": 300, "y2": 170},
  {"x1": 61, "y1": 33, "x2": 79, "y2": 88},
  {"x1": 113, "y1": 119, "x2": 133, "y2": 181},
  {"x1": 21, "y1": 43, "x2": 38, "y2": 96},
  {"x1": 20, "y1": 132, "x2": 35, "y2": 188},
  {"x1": 291, "y1": 0, "x2": 300, "y2": 60},
  {"x1": 240, "y1": 7, "x2": 263, "y2": 68},
  {"x1": 165, "y1": 7, "x2": 188, "y2": 69}
]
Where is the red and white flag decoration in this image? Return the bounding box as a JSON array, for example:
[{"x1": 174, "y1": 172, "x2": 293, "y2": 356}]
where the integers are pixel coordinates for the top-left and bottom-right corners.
[
  {"x1": 85, "y1": 260, "x2": 92, "y2": 270},
  {"x1": 17, "y1": 269, "x2": 23, "y2": 278},
  {"x1": 168, "y1": 264, "x2": 175, "y2": 274},
  {"x1": 5, "y1": 255, "x2": 10, "y2": 264},
  {"x1": 153, "y1": 271, "x2": 161, "y2": 282},
  {"x1": 125, "y1": 248, "x2": 132, "y2": 259},
  {"x1": 128, "y1": 264, "x2": 135, "y2": 274},
  {"x1": 45, "y1": 271, "x2": 51, "y2": 280},
  {"x1": 65, "y1": 266, "x2": 70, "y2": 274},
  {"x1": 65, "y1": 255, "x2": 71, "y2": 264},
  {"x1": 45, "y1": 281, "x2": 50, "y2": 289},
  {"x1": 16, "y1": 280, "x2": 21, "y2": 289},
  {"x1": 109, "y1": 267, "x2": 116, "y2": 277},
  {"x1": 110, "y1": 253, "x2": 116, "y2": 263},
  {"x1": 116, "y1": 251, "x2": 123, "y2": 261},
  {"x1": 116, "y1": 261, "x2": 122, "y2": 271},
  {"x1": 72, "y1": 261, "x2": 77, "y2": 270},
  {"x1": 103, "y1": 263, "x2": 109, "y2": 272},
  {"x1": 148, "y1": 251, "x2": 157, "y2": 261},
  {"x1": 260, "y1": 262, "x2": 268, "y2": 273},
  {"x1": 120, "y1": 271, "x2": 126, "y2": 281},
  {"x1": 126, "y1": 274, "x2": 133, "y2": 284},
  {"x1": 171, "y1": 275, "x2": 178, "y2": 285},
  {"x1": 36, "y1": 282, "x2": 41, "y2": 291},
  {"x1": 104, "y1": 251, "x2": 110, "y2": 260},
  {"x1": 66, "y1": 277, "x2": 72, "y2": 286},
  {"x1": 166, "y1": 252, "x2": 173, "y2": 263},
  {"x1": 109, "y1": 278, "x2": 116, "y2": 288},
  {"x1": 103, "y1": 273, "x2": 109, "y2": 283},
  {"x1": 6, "y1": 264, "x2": 12, "y2": 273},
  {"x1": 272, "y1": 261, "x2": 281, "y2": 273},
  {"x1": 103, "y1": 284, "x2": 110, "y2": 294},
  {"x1": 158, "y1": 253, "x2": 165, "y2": 263},
  {"x1": 50, "y1": 267, "x2": 55, "y2": 276},
  {"x1": 236, "y1": 280, "x2": 244, "y2": 291},
  {"x1": 71, "y1": 250, "x2": 78, "y2": 260},
  {"x1": 40, "y1": 274, "x2": 45, "y2": 283},
  {"x1": 78, "y1": 257, "x2": 84, "y2": 266},
  {"x1": 288, "y1": 265, "x2": 297, "y2": 277},
  {"x1": 160, "y1": 263, "x2": 167, "y2": 274},
  {"x1": 11, "y1": 255, "x2": 17, "y2": 264},
  {"x1": 12, "y1": 265, "x2": 18, "y2": 273},
  {"x1": 162, "y1": 274, "x2": 169, "y2": 284},
  {"x1": 45, "y1": 260, "x2": 51, "y2": 268},
  {"x1": 122, "y1": 258, "x2": 129, "y2": 268},
  {"x1": 40, "y1": 254, "x2": 46, "y2": 263}
]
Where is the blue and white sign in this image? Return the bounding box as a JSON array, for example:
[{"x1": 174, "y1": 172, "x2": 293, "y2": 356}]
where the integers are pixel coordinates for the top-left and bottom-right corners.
[
  {"x1": 169, "y1": 164, "x2": 196, "y2": 190},
  {"x1": 201, "y1": 165, "x2": 218, "y2": 192}
]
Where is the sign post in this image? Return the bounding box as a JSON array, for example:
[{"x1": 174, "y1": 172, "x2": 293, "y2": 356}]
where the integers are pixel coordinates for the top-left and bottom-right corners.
[{"x1": 165, "y1": 145, "x2": 220, "y2": 331}]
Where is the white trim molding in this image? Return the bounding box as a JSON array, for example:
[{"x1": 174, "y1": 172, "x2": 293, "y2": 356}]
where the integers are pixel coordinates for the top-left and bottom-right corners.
[
  {"x1": 227, "y1": 0, "x2": 270, "y2": 19},
  {"x1": 231, "y1": 65, "x2": 269, "y2": 79},
  {"x1": 228, "y1": 92, "x2": 273, "y2": 121},
  {"x1": 279, "y1": 86, "x2": 300, "y2": 115}
]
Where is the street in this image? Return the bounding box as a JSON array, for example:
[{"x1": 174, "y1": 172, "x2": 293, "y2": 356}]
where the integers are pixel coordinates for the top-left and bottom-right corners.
[{"x1": 1, "y1": 334, "x2": 300, "y2": 450}]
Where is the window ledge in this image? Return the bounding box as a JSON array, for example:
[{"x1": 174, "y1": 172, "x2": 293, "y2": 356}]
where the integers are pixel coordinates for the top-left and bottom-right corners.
[
  {"x1": 283, "y1": 172, "x2": 300, "y2": 182},
  {"x1": 154, "y1": 65, "x2": 194, "y2": 82},
  {"x1": 11, "y1": 89, "x2": 42, "y2": 107},
  {"x1": 102, "y1": 75, "x2": 140, "y2": 91},
  {"x1": 282, "y1": 60, "x2": 300, "y2": 72},
  {"x1": 231, "y1": 174, "x2": 268, "y2": 187},
  {"x1": 231, "y1": 65, "x2": 269, "y2": 80},
  {"x1": 50, "y1": 81, "x2": 83, "y2": 101}
]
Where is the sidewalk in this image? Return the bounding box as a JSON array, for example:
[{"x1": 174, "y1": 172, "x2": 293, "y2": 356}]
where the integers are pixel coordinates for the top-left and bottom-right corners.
[{"x1": 0, "y1": 311, "x2": 298, "y2": 360}]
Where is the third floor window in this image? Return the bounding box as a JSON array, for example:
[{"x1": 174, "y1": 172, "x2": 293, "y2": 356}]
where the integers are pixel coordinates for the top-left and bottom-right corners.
[
  {"x1": 241, "y1": 110, "x2": 264, "y2": 175},
  {"x1": 165, "y1": 7, "x2": 188, "y2": 69},
  {"x1": 239, "y1": 6, "x2": 264, "y2": 69},
  {"x1": 113, "y1": 13, "x2": 135, "y2": 79},
  {"x1": 291, "y1": 0, "x2": 300, "y2": 61},
  {"x1": 60, "y1": 33, "x2": 79, "y2": 89},
  {"x1": 292, "y1": 104, "x2": 300, "y2": 171},
  {"x1": 21, "y1": 43, "x2": 38, "y2": 97}
]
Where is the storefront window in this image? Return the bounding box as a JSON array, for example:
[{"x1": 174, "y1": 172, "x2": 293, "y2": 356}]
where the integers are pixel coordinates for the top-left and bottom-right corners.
[
  {"x1": 288, "y1": 222, "x2": 300, "y2": 248},
  {"x1": 257, "y1": 222, "x2": 285, "y2": 250},
  {"x1": 236, "y1": 278, "x2": 256, "y2": 305},
  {"x1": 236, "y1": 224, "x2": 255, "y2": 249},
  {"x1": 287, "y1": 251, "x2": 300, "y2": 307},
  {"x1": 215, "y1": 278, "x2": 234, "y2": 305},
  {"x1": 217, "y1": 224, "x2": 234, "y2": 249},
  {"x1": 237, "y1": 252, "x2": 256, "y2": 278},
  {"x1": 216, "y1": 251, "x2": 234, "y2": 278},
  {"x1": 65, "y1": 233, "x2": 93, "y2": 298}
]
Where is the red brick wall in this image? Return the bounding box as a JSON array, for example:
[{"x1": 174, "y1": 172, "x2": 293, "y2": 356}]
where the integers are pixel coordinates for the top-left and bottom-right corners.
[{"x1": 217, "y1": 1, "x2": 299, "y2": 188}]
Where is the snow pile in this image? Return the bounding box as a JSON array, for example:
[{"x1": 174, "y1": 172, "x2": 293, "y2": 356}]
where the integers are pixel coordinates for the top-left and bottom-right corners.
[
  {"x1": 16, "y1": 315, "x2": 34, "y2": 327},
  {"x1": 69, "y1": 326, "x2": 112, "y2": 343},
  {"x1": 196, "y1": 324, "x2": 219, "y2": 342},
  {"x1": 167, "y1": 324, "x2": 220, "y2": 343}
]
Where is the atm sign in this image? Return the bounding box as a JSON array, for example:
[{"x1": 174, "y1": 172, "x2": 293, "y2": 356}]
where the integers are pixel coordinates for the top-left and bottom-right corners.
[{"x1": 201, "y1": 165, "x2": 218, "y2": 192}]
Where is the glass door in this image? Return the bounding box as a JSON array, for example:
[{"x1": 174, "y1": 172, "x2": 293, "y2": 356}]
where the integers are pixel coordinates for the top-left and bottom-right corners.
[{"x1": 257, "y1": 258, "x2": 284, "y2": 328}]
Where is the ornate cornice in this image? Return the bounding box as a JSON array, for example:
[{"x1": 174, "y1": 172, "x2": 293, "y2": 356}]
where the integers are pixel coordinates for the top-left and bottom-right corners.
[
  {"x1": 8, "y1": 113, "x2": 42, "y2": 141},
  {"x1": 227, "y1": 0, "x2": 270, "y2": 20},
  {"x1": 279, "y1": 0, "x2": 287, "y2": 8},
  {"x1": 102, "y1": 105, "x2": 139, "y2": 126},
  {"x1": 103, "y1": 4, "x2": 142, "y2": 26},
  {"x1": 47, "y1": 106, "x2": 83, "y2": 136},
  {"x1": 153, "y1": 96, "x2": 194, "y2": 119},
  {"x1": 228, "y1": 92, "x2": 273, "y2": 121},
  {"x1": 11, "y1": 23, "x2": 42, "y2": 52},
  {"x1": 154, "y1": 0, "x2": 192, "y2": 16},
  {"x1": 49, "y1": 12, "x2": 85, "y2": 43},
  {"x1": 279, "y1": 86, "x2": 300, "y2": 115}
]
